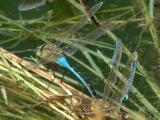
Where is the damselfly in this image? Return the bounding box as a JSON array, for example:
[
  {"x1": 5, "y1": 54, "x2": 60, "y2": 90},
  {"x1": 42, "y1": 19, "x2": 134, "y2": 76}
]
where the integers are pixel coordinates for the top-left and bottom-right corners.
[
  {"x1": 8, "y1": 20, "x2": 117, "y2": 98},
  {"x1": 11, "y1": 2, "x2": 109, "y2": 98},
  {"x1": 33, "y1": 21, "x2": 117, "y2": 98},
  {"x1": 111, "y1": 51, "x2": 138, "y2": 104},
  {"x1": 124, "y1": 52, "x2": 138, "y2": 101},
  {"x1": 103, "y1": 39, "x2": 122, "y2": 99},
  {"x1": 97, "y1": 37, "x2": 138, "y2": 105},
  {"x1": 12, "y1": 0, "x2": 120, "y2": 98},
  {"x1": 35, "y1": 44, "x2": 97, "y2": 97}
]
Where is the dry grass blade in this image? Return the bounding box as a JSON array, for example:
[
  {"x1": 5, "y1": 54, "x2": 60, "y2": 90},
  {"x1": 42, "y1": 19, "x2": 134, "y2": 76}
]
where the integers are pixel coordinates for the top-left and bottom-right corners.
[
  {"x1": 0, "y1": 48, "x2": 88, "y2": 97},
  {"x1": 0, "y1": 47, "x2": 96, "y2": 120},
  {"x1": 97, "y1": 50, "x2": 160, "y2": 119},
  {"x1": 0, "y1": 86, "x2": 8, "y2": 105}
]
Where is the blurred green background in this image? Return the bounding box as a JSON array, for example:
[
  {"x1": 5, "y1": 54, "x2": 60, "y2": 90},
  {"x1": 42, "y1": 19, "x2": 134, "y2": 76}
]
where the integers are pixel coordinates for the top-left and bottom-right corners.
[{"x1": 0, "y1": 0, "x2": 159, "y2": 119}]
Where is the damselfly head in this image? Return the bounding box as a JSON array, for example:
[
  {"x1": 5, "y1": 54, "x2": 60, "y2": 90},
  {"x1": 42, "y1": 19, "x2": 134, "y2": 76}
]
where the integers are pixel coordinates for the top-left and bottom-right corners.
[
  {"x1": 35, "y1": 45, "x2": 47, "y2": 58},
  {"x1": 35, "y1": 44, "x2": 63, "y2": 59}
]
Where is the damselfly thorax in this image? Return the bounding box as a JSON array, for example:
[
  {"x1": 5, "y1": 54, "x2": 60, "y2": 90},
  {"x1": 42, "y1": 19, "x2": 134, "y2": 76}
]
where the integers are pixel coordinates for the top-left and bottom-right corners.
[{"x1": 36, "y1": 44, "x2": 63, "y2": 64}]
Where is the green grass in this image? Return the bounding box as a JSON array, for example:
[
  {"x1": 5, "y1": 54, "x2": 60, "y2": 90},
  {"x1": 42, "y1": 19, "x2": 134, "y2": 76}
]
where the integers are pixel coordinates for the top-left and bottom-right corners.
[{"x1": 0, "y1": 0, "x2": 159, "y2": 119}]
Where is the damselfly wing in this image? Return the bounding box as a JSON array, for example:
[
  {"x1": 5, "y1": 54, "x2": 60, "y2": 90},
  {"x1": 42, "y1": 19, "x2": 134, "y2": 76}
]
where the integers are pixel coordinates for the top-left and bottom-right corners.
[
  {"x1": 53, "y1": 2, "x2": 103, "y2": 47},
  {"x1": 62, "y1": 23, "x2": 117, "y2": 56},
  {"x1": 12, "y1": 1, "x2": 121, "y2": 97},
  {"x1": 12, "y1": 2, "x2": 104, "y2": 97}
]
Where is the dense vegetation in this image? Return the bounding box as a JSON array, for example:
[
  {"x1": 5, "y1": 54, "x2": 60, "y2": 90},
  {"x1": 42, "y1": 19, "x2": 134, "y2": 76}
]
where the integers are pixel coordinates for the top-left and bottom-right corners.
[{"x1": 0, "y1": 0, "x2": 159, "y2": 119}]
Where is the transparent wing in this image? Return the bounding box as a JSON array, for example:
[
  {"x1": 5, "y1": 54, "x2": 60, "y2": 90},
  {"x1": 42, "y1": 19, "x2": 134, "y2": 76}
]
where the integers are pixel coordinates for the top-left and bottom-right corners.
[
  {"x1": 18, "y1": 2, "x2": 106, "y2": 70},
  {"x1": 63, "y1": 23, "x2": 118, "y2": 56},
  {"x1": 53, "y1": 2, "x2": 103, "y2": 47},
  {"x1": 67, "y1": 2, "x2": 103, "y2": 34}
]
